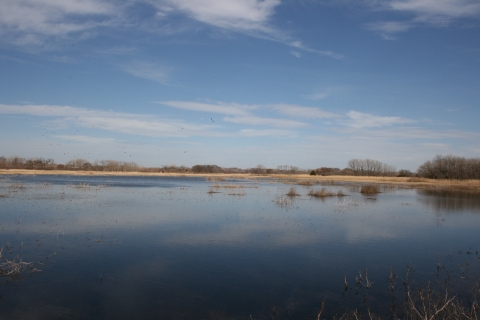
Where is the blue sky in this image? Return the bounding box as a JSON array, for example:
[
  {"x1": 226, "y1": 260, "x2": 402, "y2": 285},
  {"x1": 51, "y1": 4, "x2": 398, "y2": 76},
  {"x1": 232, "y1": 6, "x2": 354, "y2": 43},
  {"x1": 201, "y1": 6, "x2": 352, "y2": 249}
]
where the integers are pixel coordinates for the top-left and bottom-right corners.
[{"x1": 1, "y1": 0, "x2": 479, "y2": 171}]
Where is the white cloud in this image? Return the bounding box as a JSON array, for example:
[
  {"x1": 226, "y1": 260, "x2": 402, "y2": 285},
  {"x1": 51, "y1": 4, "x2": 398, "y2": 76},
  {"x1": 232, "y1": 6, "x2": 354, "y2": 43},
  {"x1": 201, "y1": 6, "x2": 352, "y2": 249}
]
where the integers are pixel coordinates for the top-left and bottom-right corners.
[
  {"x1": 120, "y1": 60, "x2": 171, "y2": 85},
  {"x1": 239, "y1": 129, "x2": 294, "y2": 137},
  {"x1": 54, "y1": 135, "x2": 116, "y2": 144},
  {"x1": 390, "y1": 0, "x2": 480, "y2": 19},
  {"x1": 271, "y1": 104, "x2": 340, "y2": 119},
  {"x1": 153, "y1": 0, "x2": 344, "y2": 59},
  {"x1": 290, "y1": 40, "x2": 345, "y2": 59},
  {"x1": 161, "y1": 0, "x2": 281, "y2": 33},
  {"x1": 159, "y1": 101, "x2": 253, "y2": 116},
  {"x1": 0, "y1": 0, "x2": 115, "y2": 46},
  {"x1": 223, "y1": 116, "x2": 307, "y2": 128},
  {"x1": 367, "y1": 0, "x2": 480, "y2": 38},
  {"x1": 0, "y1": 104, "x2": 217, "y2": 137},
  {"x1": 346, "y1": 111, "x2": 414, "y2": 128},
  {"x1": 290, "y1": 51, "x2": 301, "y2": 58}
]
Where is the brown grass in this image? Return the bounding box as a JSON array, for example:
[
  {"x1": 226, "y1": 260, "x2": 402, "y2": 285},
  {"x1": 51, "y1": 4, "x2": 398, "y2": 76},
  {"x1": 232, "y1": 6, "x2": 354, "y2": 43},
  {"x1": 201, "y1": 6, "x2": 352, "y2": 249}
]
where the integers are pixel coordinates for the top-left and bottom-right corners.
[
  {"x1": 227, "y1": 192, "x2": 246, "y2": 196},
  {"x1": 206, "y1": 177, "x2": 226, "y2": 181},
  {"x1": 360, "y1": 184, "x2": 380, "y2": 195},
  {"x1": 2, "y1": 169, "x2": 480, "y2": 192},
  {"x1": 308, "y1": 188, "x2": 335, "y2": 197},
  {"x1": 296, "y1": 180, "x2": 315, "y2": 186},
  {"x1": 0, "y1": 248, "x2": 41, "y2": 280},
  {"x1": 286, "y1": 187, "x2": 300, "y2": 197}
]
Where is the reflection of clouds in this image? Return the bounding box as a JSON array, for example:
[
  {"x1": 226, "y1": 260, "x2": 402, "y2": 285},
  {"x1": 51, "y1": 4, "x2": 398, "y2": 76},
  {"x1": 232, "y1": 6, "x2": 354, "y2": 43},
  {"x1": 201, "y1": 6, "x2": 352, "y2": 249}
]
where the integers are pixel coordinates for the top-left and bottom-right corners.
[{"x1": 2, "y1": 181, "x2": 480, "y2": 251}]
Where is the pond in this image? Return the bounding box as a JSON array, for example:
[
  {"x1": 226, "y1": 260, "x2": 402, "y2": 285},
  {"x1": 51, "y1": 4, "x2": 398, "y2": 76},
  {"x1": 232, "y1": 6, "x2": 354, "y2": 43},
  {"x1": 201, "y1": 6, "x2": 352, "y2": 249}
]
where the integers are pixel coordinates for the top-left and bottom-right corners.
[{"x1": 0, "y1": 175, "x2": 479, "y2": 319}]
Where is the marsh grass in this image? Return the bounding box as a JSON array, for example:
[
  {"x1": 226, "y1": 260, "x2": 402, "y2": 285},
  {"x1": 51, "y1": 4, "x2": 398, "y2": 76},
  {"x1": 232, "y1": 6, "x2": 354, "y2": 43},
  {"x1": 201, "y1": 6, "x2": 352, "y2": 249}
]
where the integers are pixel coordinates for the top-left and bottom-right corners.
[
  {"x1": 0, "y1": 248, "x2": 40, "y2": 280},
  {"x1": 228, "y1": 192, "x2": 246, "y2": 196},
  {"x1": 206, "y1": 177, "x2": 226, "y2": 182},
  {"x1": 207, "y1": 188, "x2": 221, "y2": 194},
  {"x1": 212, "y1": 183, "x2": 257, "y2": 189},
  {"x1": 308, "y1": 188, "x2": 336, "y2": 197},
  {"x1": 286, "y1": 187, "x2": 300, "y2": 197},
  {"x1": 296, "y1": 180, "x2": 316, "y2": 186},
  {"x1": 68, "y1": 183, "x2": 105, "y2": 190},
  {"x1": 360, "y1": 184, "x2": 380, "y2": 195},
  {"x1": 329, "y1": 266, "x2": 480, "y2": 320}
]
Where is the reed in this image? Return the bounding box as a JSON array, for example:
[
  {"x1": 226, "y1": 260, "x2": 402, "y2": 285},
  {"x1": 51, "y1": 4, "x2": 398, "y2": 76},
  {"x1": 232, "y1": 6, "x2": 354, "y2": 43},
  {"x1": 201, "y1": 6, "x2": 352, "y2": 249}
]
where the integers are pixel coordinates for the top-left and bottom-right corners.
[
  {"x1": 0, "y1": 248, "x2": 41, "y2": 280},
  {"x1": 308, "y1": 188, "x2": 335, "y2": 197},
  {"x1": 360, "y1": 184, "x2": 380, "y2": 195},
  {"x1": 286, "y1": 187, "x2": 299, "y2": 197}
]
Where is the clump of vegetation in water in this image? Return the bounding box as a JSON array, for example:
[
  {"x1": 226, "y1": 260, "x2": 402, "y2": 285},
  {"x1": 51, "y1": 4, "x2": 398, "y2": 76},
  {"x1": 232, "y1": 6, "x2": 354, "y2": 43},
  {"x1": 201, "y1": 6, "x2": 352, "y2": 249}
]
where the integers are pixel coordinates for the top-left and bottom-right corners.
[
  {"x1": 286, "y1": 187, "x2": 299, "y2": 197},
  {"x1": 320, "y1": 266, "x2": 480, "y2": 320},
  {"x1": 308, "y1": 188, "x2": 347, "y2": 197},
  {"x1": 360, "y1": 184, "x2": 380, "y2": 195},
  {"x1": 0, "y1": 248, "x2": 41, "y2": 280}
]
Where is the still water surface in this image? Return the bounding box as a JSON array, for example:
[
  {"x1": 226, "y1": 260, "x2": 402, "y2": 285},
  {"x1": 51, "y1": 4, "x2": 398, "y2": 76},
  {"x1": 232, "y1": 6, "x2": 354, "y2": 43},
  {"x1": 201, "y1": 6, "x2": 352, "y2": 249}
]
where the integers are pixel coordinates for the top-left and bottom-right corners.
[{"x1": 0, "y1": 175, "x2": 479, "y2": 319}]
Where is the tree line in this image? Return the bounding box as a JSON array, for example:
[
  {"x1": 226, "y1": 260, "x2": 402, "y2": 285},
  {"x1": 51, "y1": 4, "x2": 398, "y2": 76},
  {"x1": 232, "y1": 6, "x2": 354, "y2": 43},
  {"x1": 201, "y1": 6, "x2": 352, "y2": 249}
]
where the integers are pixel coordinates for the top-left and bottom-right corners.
[
  {"x1": 417, "y1": 155, "x2": 480, "y2": 180},
  {"x1": 1, "y1": 154, "x2": 479, "y2": 179},
  {"x1": 347, "y1": 158, "x2": 397, "y2": 177}
]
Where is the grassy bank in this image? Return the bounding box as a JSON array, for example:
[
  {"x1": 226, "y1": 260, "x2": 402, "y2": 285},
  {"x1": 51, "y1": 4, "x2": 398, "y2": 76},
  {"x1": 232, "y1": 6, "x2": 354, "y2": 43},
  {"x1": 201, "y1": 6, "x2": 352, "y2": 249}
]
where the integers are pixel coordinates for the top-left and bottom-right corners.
[{"x1": 1, "y1": 169, "x2": 480, "y2": 192}]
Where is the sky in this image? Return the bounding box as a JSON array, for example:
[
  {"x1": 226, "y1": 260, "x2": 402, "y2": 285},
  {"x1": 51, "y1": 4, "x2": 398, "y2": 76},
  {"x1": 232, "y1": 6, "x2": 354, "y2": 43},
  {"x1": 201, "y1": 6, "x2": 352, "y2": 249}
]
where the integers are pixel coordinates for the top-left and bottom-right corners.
[{"x1": 0, "y1": 0, "x2": 479, "y2": 171}]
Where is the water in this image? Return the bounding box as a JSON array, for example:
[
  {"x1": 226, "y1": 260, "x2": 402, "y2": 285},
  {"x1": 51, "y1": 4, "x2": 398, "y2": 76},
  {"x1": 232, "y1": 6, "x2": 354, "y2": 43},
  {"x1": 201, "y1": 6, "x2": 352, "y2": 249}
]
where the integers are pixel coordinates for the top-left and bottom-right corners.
[{"x1": 0, "y1": 175, "x2": 479, "y2": 319}]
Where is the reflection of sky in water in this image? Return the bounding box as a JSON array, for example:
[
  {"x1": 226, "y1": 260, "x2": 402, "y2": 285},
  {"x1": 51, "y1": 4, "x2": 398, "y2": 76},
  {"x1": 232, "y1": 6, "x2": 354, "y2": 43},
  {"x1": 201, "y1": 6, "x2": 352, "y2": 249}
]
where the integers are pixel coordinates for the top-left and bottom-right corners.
[{"x1": 1, "y1": 176, "x2": 480, "y2": 319}]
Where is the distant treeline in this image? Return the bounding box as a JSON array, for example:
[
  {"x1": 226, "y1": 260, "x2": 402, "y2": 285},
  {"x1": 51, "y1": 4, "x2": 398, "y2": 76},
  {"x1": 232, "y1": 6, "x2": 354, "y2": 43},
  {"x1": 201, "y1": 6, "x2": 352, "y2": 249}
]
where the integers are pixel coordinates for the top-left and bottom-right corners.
[
  {"x1": 1, "y1": 155, "x2": 478, "y2": 179},
  {"x1": 347, "y1": 158, "x2": 397, "y2": 177},
  {"x1": 417, "y1": 155, "x2": 480, "y2": 180}
]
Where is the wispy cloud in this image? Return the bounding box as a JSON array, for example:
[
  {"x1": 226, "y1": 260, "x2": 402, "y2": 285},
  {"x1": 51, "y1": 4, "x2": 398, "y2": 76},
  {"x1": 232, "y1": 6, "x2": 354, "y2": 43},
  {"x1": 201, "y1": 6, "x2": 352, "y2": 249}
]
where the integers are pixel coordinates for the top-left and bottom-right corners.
[
  {"x1": 301, "y1": 87, "x2": 343, "y2": 101},
  {"x1": 120, "y1": 60, "x2": 171, "y2": 84},
  {"x1": 271, "y1": 104, "x2": 340, "y2": 119},
  {"x1": 239, "y1": 129, "x2": 294, "y2": 137},
  {"x1": 54, "y1": 135, "x2": 116, "y2": 144},
  {"x1": 367, "y1": 0, "x2": 480, "y2": 38},
  {"x1": 345, "y1": 111, "x2": 414, "y2": 128},
  {"x1": 161, "y1": 0, "x2": 281, "y2": 33},
  {"x1": 0, "y1": 0, "x2": 115, "y2": 46},
  {"x1": 0, "y1": 104, "x2": 216, "y2": 137},
  {"x1": 223, "y1": 116, "x2": 307, "y2": 128},
  {"x1": 155, "y1": 0, "x2": 344, "y2": 59},
  {"x1": 159, "y1": 101, "x2": 253, "y2": 116},
  {"x1": 366, "y1": 21, "x2": 414, "y2": 39},
  {"x1": 390, "y1": 0, "x2": 480, "y2": 20}
]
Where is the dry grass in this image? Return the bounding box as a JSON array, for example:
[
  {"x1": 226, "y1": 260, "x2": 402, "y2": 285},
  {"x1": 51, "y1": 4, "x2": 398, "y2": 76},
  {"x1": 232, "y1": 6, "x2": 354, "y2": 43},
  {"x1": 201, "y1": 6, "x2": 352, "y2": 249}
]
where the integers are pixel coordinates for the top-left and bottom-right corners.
[
  {"x1": 227, "y1": 192, "x2": 246, "y2": 196},
  {"x1": 296, "y1": 180, "x2": 315, "y2": 186},
  {"x1": 286, "y1": 187, "x2": 300, "y2": 197},
  {"x1": 0, "y1": 248, "x2": 41, "y2": 280},
  {"x1": 206, "y1": 177, "x2": 226, "y2": 181},
  {"x1": 360, "y1": 184, "x2": 380, "y2": 195},
  {"x1": 212, "y1": 183, "x2": 257, "y2": 189},
  {"x1": 68, "y1": 183, "x2": 105, "y2": 190},
  {"x1": 308, "y1": 188, "x2": 336, "y2": 197}
]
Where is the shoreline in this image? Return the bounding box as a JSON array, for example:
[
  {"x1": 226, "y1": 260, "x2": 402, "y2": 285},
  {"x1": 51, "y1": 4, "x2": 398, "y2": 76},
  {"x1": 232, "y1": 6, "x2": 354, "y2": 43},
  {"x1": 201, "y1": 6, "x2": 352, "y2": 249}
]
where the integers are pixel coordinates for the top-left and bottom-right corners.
[{"x1": 1, "y1": 169, "x2": 480, "y2": 191}]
